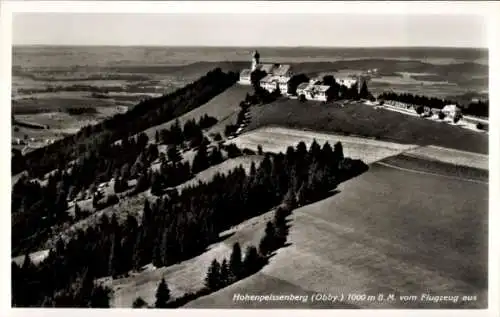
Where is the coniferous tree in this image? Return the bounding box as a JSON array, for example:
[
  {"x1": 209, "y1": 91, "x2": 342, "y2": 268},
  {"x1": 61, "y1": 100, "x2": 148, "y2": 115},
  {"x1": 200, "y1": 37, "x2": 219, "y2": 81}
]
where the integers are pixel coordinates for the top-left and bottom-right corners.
[
  {"x1": 74, "y1": 203, "x2": 82, "y2": 220},
  {"x1": 192, "y1": 143, "x2": 209, "y2": 174},
  {"x1": 205, "y1": 259, "x2": 221, "y2": 290},
  {"x1": 151, "y1": 172, "x2": 163, "y2": 196},
  {"x1": 309, "y1": 139, "x2": 321, "y2": 162},
  {"x1": 209, "y1": 147, "x2": 224, "y2": 166},
  {"x1": 155, "y1": 278, "x2": 170, "y2": 308},
  {"x1": 133, "y1": 297, "x2": 148, "y2": 308},
  {"x1": 296, "y1": 181, "x2": 308, "y2": 206},
  {"x1": 259, "y1": 221, "x2": 276, "y2": 256},
  {"x1": 334, "y1": 141, "x2": 344, "y2": 162},
  {"x1": 242, "y1": 246, "x2": 263, "y2": 277},
  {"x1": 282, "y1": 188, "x2": 297, "y2": 210},
  {"x1": 220, "y1": 258, "x2": 230, "y2": 287},
  {"x1": 89, "y1": 284, "x2": 111, "y2": 308},
  {"x1": 359, "y1": 80, "x2": 370, "y2": 99},
  {"x1": 229, "y1": 242, "x2": 242, "y2": 281},
  {"x1": 152, "y1": 235, "x2": 163, "y2": 268},
  {"x1": 108, "y1": 232, "x2": 122, "y2": 278}
]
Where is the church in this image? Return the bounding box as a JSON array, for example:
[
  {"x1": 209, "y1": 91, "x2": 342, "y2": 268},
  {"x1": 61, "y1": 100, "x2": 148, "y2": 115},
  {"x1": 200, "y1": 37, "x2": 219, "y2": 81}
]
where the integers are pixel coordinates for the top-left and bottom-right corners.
[{"x1": 238, "y1": 51, "x2": 293, "y2": 92}]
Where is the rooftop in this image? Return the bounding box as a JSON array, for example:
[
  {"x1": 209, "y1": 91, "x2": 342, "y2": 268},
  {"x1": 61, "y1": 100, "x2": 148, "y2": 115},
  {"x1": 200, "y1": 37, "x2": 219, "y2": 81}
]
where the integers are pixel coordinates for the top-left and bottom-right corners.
[
  {"x1": 273, "y1": 64, "x2": 291, "y2": 77},
  {"x1": 297, "y1": 82, "x2": 310, "y2": 90},
  {"x1": 310, "y1": 85, "x2": 331, "y2": 93},
  {"x1": 260, "y1": 74, "x2": 275, "y2": 82},
  {"x1": 240, "y1": 69, "x2": 252, "y2": 78}
]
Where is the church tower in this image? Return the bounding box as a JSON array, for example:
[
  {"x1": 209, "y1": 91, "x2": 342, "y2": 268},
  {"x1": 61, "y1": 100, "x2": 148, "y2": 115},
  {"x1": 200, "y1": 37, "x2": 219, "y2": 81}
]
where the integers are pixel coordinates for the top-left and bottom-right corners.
[{"x1": 251, "y1": 50, "x2": 260, "y2": 72}]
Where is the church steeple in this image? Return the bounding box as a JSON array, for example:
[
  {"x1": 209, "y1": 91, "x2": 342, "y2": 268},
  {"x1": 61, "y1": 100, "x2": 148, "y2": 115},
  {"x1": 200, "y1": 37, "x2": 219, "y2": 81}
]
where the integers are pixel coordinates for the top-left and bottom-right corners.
[{"x1": 251, "y1": 50, "x2": 260, "y2": 71}]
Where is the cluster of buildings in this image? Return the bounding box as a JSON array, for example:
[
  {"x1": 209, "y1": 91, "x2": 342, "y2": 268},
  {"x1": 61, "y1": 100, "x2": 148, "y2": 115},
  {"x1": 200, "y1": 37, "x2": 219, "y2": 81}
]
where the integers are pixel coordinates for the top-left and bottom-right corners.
[
  {"x1": 296, "y1": 80, "x2": 333, "y2": 102},
  {"x1": 385, "y1": 100, "x2": 462, "y2": 120},
  {"x1": 238, "y1": 51, "x2": 362, "y2": 102}
]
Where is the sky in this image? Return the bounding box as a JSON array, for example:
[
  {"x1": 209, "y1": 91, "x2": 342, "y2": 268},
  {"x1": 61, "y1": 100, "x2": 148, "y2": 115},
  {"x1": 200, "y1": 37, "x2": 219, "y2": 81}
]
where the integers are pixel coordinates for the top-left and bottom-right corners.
[{"x1": 13, "y1": 13, "x2": 487, "y2": 47}]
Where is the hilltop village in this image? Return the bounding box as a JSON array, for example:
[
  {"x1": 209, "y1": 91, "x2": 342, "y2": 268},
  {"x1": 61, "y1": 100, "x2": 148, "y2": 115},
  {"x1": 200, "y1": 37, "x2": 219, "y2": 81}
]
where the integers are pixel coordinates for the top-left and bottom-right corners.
[
  {"x1": 237, "y1": 51, "x2": 487, "y2": 131},
  {"x1": 239, "y1": 51, "x2": 364, "y2": 102}
]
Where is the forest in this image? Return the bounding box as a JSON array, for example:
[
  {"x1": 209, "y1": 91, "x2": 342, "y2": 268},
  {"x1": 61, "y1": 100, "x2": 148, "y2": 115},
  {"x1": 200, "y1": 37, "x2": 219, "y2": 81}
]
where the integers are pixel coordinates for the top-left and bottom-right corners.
[
  {"x1": 12, "y1": 139, "x2": 368, "y2": 308},
  {"x1": 12, "y1": 113, "x2": 219, "y2": 257}
]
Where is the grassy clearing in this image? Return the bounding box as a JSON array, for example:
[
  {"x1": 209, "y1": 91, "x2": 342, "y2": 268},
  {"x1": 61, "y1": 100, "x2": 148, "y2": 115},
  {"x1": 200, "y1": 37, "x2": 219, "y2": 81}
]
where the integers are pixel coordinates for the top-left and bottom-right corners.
[
  {"x1": 405, "y1": 146, "x2": 488, "y2": 171},
  {"x1": 246, "y1": 98, "x2": 488, "y2": 154},
  {"x1": 106, "y1": 207, "x2": 276, "y2": 308},
  {"x1": 226, "y1": 126, "x2": 418, "y2": 164},
  {"x1": 142, "y1": 84, "x2": 252, "y2": 141},
  {"x1": 12, "y1": 109, "x2": 120, "y2": 147},
  {"x1": 187, "y1": 159, "x2": 487, "y2": 308},
  {"x1": 180, "y1": 155, "x2": 263, "y2": 190},
  {"x1": 12, "y1": 249, "x2": 50, "y2": 266}
]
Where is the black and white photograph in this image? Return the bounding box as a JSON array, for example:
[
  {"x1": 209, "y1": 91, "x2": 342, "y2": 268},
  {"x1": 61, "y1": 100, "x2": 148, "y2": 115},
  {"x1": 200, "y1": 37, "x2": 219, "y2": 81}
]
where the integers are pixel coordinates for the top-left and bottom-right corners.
[{"x1": 2, "y1": 1, "x2": 499, "y2": 314}]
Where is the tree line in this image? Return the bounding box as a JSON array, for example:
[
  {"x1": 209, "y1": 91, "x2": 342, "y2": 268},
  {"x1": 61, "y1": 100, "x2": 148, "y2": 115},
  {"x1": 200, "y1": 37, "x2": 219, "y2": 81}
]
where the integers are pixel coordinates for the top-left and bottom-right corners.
[
  {"x1": 13, "y1": 68, "x2": 238, "y2": 177},
  {"x1": 12, "y1": 74, "x2": 229, "y2": 257},
  {"x1": 154, "y1": 114, "x2": 218, "y2": 149},
  {"x1": 378, "y1": 91, "x2": 489, "y2": 118},
  {"x1": 12, "y1": 139, "x2": 368, "y2": 307},
  {"x1": 12, "y1": 132, "x2": 152, "y2": 256}
]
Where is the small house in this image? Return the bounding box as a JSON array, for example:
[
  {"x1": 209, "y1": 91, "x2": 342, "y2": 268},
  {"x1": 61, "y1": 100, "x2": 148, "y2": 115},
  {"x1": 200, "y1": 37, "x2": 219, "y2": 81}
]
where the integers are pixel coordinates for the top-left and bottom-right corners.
[
  {"x1": 259, "y1": 75, "x2": 279, "y2": 93},
  {"x1": 308, "y1": 85, "x2": 333, "y2": 102},
  {"x1": 297, "y1": 83, "x2": 333, "y2": 102},
  {"x1": 336, "y1": 77, "x2": 358, "y2": 88},
  {"x1": 441, "y1": 104, "x2": 462, "y2": 119},
  {"x1": 296, "y1": 82, "x2": 310, "y2": 98}
]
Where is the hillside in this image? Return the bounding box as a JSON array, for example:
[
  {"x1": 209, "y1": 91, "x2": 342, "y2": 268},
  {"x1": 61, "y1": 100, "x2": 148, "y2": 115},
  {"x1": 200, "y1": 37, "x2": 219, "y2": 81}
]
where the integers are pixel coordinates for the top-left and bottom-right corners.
[
  {"x1": 186, "y1": 155, "x2": 488, "y2": 308},
  {"x1": 245, "y1": 98, "x2": 488, "y2": 154},
  {"x1": 142, "y1": 84, "x2": 252, "y2": 141}
]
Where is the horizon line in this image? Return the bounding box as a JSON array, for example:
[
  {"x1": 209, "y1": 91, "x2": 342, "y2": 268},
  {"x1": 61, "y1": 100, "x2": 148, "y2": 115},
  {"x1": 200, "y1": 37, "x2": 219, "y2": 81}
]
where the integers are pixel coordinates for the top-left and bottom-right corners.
[{"x1": 12, "y1": 44, "x2": 489, "y2": 50}]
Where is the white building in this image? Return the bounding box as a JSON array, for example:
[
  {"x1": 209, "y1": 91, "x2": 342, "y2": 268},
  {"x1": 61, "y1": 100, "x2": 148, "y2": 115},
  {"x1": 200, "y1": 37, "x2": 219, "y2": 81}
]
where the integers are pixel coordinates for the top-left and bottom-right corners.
[
  {"x1": 278, "y1": 77, "x2": 291, "y2": 95},
  {"x1": 441, "y1": 104, "x2": 462, "y2": 119},
  {"x1": 296, "y1": 82, "x2": 332, "y2": 102},
  {"x1": 336, "y1": 77, "x2": 358, "y2": 89},
  {"x1": 239, "y1": 50, "x2": 293, "y2": 87},
  {"x1": 260, "y1": 74, "x2": 279, "y2": 93}
]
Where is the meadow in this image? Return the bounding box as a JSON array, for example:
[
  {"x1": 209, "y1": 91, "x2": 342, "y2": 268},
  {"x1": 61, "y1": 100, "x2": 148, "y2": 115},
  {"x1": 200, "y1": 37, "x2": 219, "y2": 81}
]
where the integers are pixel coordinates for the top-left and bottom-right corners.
[
  {"x1": 186, "y1": 156, "x2": 488, "y2": 308},
  {"x1": 245, "y1": 98, "x2": 488, "y2": 154},
  {"x1": 142, "y1": 84, "x2": 253, "y2": 141}
]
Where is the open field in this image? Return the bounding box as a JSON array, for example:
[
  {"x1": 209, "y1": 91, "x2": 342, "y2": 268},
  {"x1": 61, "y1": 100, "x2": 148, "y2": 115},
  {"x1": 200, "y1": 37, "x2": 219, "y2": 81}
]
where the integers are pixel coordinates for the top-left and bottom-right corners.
[
  {"x1": 245, "y1": 99, "x2": 488, "y2": 154},
  {"x1": 226, "y1": 126, "x2": 420, "y2": 164},
  {"x1": 186, "y1": 156, "x2": 488, "y2": 308},
  {"x1": 12, "y1": 107, "x2": 123, "y2": 151},
  {"x1": 12, "y1": 95, "x2": 125, "y2": 114},
  {"x1": 405, "y1": 145, "x2": 488, "y2": 171},
  {"x1": 142, "y1": 84, "x2": 252, "y2": 141}
]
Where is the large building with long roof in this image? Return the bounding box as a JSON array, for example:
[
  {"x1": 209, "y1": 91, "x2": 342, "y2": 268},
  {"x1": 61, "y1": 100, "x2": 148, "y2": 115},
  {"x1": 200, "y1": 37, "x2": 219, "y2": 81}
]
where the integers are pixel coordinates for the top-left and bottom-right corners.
[{"x1": 239, "y1": 51, "x2": 293, "y2": 88}]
